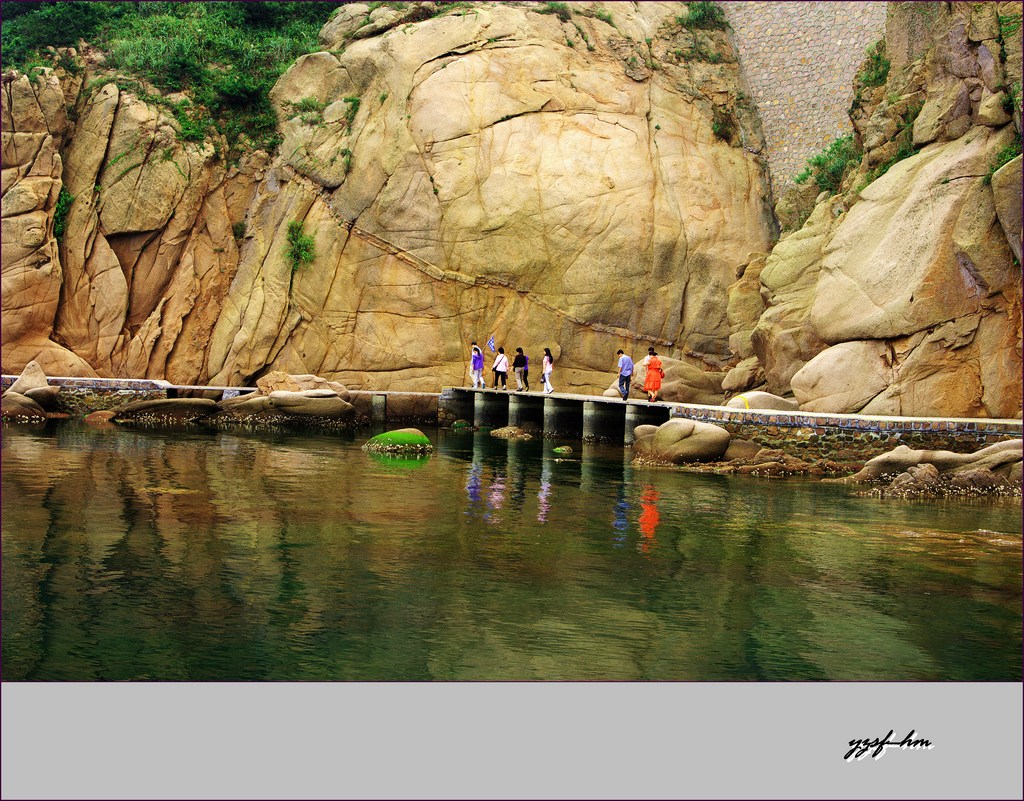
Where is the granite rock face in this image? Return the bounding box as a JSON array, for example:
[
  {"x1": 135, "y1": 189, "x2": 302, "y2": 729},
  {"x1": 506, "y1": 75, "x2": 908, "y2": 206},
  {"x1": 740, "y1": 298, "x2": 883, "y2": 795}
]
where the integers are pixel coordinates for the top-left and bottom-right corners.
[
  {"x1": 2, "y1": 2, "x2": 773, "y2": 397},
  {"x1": 749, "y1": 2, "x2": 1022, "y2": 418},
  {"x1": 2, "y1": 1, "x2": 1020, "y2": 418}
]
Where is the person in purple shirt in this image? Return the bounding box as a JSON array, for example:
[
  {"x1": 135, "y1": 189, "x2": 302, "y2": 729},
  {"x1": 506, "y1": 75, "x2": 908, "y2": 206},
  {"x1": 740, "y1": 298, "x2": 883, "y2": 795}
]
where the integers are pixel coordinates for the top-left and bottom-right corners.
[{"x1": 470, "y1": 343, "x2": 485, "y2": 388}]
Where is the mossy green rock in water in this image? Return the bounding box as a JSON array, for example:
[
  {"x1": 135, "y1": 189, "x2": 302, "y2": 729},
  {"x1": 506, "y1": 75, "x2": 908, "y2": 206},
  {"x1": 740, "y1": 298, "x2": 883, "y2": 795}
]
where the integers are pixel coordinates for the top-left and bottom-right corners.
[
  {"x1": 362, "y1": 428, "x2": 433, "y2": 454},
  {"x1": 553, "y1": 446, "x2": 573, "y2": 454}
]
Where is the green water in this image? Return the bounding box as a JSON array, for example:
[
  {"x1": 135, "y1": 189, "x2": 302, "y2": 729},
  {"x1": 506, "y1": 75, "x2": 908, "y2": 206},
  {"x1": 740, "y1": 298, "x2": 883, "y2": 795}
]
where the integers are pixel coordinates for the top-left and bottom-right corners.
[{"x1": 2, "y1": 422, "x2": 1020, "y2": 681}]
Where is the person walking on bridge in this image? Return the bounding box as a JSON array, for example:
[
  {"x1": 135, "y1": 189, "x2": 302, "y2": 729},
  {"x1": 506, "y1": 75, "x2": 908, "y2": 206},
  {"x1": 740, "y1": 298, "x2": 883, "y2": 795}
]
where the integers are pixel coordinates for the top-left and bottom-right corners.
[
  {"x1": 616, "y1": 349, "x2": 634, "y2": 400},
  {"x1": 513, "y1": 348, "x2": 529, "y2": 392},
  {"x1": 643, "y1": 350, "x2": 664, "y2": 403},
  {"x1": 492, "y1": 347, "x2": 509, "y2": 390},
  {"x1": 541, "y1": 348, "x2": 554, "y2": 394},
  {"x1": 470, "y1": 343, "x2": 485, "y2": 389}
]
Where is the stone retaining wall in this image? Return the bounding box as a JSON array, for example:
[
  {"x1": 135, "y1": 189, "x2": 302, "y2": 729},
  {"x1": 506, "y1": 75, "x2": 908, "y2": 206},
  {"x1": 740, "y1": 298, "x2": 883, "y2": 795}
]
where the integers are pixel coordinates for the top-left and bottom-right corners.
[
  {"x1": 721, "y1": 1, "x2": 887, "y2": 195},
  {"x1": 673, "y1": 404, "x2": 1023, "y2": 459}
]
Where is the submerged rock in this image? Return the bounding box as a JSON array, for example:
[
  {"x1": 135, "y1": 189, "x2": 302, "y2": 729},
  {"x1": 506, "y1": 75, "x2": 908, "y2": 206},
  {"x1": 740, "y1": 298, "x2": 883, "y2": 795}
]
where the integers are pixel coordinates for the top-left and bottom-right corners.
[{"x1": 490, "y1": 426, "x2": 532, "y2": 440}]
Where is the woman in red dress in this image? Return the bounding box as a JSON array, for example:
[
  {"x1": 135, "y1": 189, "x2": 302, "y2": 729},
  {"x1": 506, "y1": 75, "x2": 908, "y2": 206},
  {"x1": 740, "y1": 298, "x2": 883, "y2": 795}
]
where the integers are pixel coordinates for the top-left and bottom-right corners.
[{"x1": 643, "y1": 351, "x2": 664, "y2": 402}]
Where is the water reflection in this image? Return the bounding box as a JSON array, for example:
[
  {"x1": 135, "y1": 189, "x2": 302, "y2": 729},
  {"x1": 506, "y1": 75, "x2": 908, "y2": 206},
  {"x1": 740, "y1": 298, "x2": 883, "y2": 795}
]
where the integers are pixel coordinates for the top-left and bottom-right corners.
[
  {"x1": 638, "y1": 486, "x2": 660, "y2": 554},
  {"x1": 2, "y1": 424, "x2": 1021, "y2": 681},
  {"x1": 537, "y1": 458, "x2": 552, "y2": 524}
]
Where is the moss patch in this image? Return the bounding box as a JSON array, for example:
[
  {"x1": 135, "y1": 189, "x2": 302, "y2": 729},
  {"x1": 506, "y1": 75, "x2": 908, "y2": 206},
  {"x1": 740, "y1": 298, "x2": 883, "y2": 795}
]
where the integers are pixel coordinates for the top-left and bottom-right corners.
[{"x1": 362, "y1": 428, "x2": 433, "y2": 453}]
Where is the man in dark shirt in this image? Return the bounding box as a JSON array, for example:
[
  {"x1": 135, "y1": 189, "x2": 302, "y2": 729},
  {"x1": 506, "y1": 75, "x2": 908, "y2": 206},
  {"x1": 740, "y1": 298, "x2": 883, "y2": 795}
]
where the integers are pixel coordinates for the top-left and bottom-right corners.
[{"x1": 513, "y1": 348, "x2": 530, "y2": 392}]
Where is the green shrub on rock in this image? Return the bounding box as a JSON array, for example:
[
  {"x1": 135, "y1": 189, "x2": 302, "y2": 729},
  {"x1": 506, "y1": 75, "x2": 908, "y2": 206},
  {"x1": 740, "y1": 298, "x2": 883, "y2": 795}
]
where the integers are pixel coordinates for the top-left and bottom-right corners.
[{"x1": 793, "y1": 135, "x2": 861, "y2": 195}]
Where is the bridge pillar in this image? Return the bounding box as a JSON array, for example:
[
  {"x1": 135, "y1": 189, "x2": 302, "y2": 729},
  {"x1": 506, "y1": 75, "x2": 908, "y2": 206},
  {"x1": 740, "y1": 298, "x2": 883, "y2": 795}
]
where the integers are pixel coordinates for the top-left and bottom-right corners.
[
  {"x1": 543, "y1": 397, "x2": 583, "y2": 438},
  {"x1": 583, "y1": 401, "x2": 626, "y2": 443},
  {"x1": 509, "y1": 394, "x2": 545, "y2": 429},
  {"x1": 439, "y1": 388, "x2": 474, "y2": 424},
  {"x1": 624, "y1": 403, "x2": 672, "y2": 444},
  {"x1": 474, "y1": 390, "x2": 509, "y2": 429},
  {"x1": 371, "y1": 394, "x2": 387, "y2": 423}
]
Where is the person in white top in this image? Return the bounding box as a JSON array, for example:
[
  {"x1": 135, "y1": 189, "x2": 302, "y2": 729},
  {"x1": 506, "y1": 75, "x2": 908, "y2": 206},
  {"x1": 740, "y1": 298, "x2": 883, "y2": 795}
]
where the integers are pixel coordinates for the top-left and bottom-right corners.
[
  {"x1": 492, "y1": 347, "x2": 509, "y2": 390},
  {"x1": 541, "y1": 347, "x2": 554, "y2": 394}
]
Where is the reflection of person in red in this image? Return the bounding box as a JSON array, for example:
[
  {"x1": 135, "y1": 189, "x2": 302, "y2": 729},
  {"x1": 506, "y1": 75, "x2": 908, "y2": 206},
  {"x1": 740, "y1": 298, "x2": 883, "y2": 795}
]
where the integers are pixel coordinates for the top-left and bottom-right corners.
[{"x1": 638, "y1": 486, "x2": 659, "y2": 553}]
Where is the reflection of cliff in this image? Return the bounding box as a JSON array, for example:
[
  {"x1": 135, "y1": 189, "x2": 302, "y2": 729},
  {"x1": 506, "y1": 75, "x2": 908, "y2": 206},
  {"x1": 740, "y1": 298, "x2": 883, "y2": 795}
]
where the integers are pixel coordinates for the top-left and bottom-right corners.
[{"x1": 3, "y1": 427, "x2": 1019, "y2": 680}]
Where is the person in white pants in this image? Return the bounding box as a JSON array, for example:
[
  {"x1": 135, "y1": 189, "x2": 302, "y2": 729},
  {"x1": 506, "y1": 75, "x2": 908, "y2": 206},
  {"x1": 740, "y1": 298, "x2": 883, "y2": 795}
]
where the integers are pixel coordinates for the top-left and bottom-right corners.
[
  {"x1": 541, "y1": 347, "x2": 554, "y2": 394},
  {"x1": 470, "y1": 343, "x2": 485, "y2": 388}
]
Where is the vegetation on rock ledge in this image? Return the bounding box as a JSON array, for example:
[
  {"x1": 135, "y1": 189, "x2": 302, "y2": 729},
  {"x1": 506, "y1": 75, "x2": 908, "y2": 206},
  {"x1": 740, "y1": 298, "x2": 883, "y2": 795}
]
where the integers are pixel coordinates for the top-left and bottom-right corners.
[
  {"x1": 286, "y1": 220, "x2": 316, "y2": 274},
  {"x1": 793, "y1": 135, "x2": 861, "y2": 195},
  {"x1": 678, "y1": 2, "x2": 729, "y2": 32},
  {"x1": 2, "y1": 1, "x2": 343, "y2": 158}
]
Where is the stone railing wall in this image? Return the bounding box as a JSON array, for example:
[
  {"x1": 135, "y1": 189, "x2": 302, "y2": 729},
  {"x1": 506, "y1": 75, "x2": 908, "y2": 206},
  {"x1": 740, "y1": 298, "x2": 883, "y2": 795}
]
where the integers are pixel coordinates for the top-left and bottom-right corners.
[
  {"x1": 673, "y1": 403, "x2": 1023, "y2": 460},
  {"x1": 720, "y1": 1, "x2": 887, "y2": 196}
]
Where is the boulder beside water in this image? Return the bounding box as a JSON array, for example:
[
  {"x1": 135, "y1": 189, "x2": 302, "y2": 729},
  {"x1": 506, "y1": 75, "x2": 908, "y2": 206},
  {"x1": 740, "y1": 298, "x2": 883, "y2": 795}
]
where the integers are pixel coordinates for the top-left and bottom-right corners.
[
  {"x1": 1, "y1": 390, "x2": 47, "y2": 421},
  {"x1": 632, "y1": 419, "x2": 731, "y2": 464},
  {"x1": 113, "y1": 398, "x2": 220, "y2": 423},
  {"x1": 2, "y1": 361, "x2": 55, "y2": 421},
  {"x1": 362, "y1": 428, "x2": 433, "y2": 454},
  {"x1": 829, "y1": 439, "x2": 1023, "y2": 497}
]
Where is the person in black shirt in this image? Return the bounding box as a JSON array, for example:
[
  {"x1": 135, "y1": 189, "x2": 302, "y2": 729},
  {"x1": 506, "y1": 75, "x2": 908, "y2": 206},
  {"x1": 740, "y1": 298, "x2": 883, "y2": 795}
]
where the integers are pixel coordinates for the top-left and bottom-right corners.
[{"x1": 512, "y1": 348, "x2": 530, "y2": 392}]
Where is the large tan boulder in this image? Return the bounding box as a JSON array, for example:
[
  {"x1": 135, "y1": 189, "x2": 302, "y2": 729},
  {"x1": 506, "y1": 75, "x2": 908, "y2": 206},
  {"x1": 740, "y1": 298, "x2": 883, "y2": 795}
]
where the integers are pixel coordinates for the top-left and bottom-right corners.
[
  {"x1": 113, "y1": 398, "x2": 219, "y2": 421},
  {"x1": 791, "y1": 341, "x2": 892, "y2": 414},
  {"x1": 257, "y1": 371, "x2": 350, "y2": 401},
  {"x1": 725, "y1": 391, "x2": 799, "y2": 412},
  {"x1": 991, "y1": 154, "x2": 1022, "y2": 264},
  {"x1": 23, "y1": 385, "x2": 60, "y2": 412},
  {"x1": 750, "y1": 202, "x2": 834, "y2": 395},
  {"x1": 207, "y1": 2, "x2": 773, "y2": 391},
  {"x1": 7, "y1": 360, "x2": 50, "y2": 395},
  {"x1": 721, "y1": 356, "x2": 764, "y2": 394},
  {"x1": 811, "y1": 126, "x2": 1017, "y2": 344},
  {"x1": 267, "y1": 389, "x2": 355, "y2": 418},
  {"x1": 632, "y1": 418, "x2": 731, "y2": 464},
  {"x1": 726, "y1": 254, "x2": 769, "y2": 360},
  {"x1": 217, "y1": 393, "x2": 274, "y2": 414},
  {"x1": 912, "y1": 74, "x2": 972, "y2": 146},
  {"x1": 0, "y1": 390, "x2": 47, "y2": 420}
]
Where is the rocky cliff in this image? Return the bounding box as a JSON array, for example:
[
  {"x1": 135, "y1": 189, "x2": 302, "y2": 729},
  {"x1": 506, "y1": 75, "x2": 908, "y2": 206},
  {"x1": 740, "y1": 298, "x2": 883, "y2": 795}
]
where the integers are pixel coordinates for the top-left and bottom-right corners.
[
  {"x1": 731, "y1": 0, "x2": 1022, "y2": 418},
  {"x1": 2, "y1": 1, "x2": 772, "y2": 396},
  {"x1": 2, "y1": 1, "x2": 1021, "y2": 417}
]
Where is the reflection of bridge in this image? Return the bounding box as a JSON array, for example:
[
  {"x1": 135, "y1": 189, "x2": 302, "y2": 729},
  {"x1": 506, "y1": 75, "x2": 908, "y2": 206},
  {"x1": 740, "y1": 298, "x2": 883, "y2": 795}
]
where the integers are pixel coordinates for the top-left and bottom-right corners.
[{"x1": 440, "y1": 388, "x2": 671, "y2": 444}]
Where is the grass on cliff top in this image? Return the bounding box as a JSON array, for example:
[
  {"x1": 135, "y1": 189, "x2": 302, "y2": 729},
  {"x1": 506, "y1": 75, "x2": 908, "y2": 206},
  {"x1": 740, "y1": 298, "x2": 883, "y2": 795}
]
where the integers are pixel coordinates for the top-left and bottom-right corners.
[
  {"x1": 2, "y1": 1, "x2": 343, "y2": 157},
  {"x1": 677, "y1": 2, "x2": 729, "y2": 31}
]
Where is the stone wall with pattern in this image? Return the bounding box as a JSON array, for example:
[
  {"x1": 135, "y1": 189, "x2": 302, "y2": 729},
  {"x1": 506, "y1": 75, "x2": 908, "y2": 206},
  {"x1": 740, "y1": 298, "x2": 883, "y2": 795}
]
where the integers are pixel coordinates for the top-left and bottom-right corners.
[{"x1": 720, "y1": 0, "x2": 888, "y2": 195}]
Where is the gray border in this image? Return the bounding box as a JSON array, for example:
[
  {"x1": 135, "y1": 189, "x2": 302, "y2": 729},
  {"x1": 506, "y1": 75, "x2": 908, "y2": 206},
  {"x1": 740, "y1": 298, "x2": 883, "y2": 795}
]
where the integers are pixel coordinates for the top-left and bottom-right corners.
[{"x1": 2, "y1": 682, "x2": 1021, "y2": 799}]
